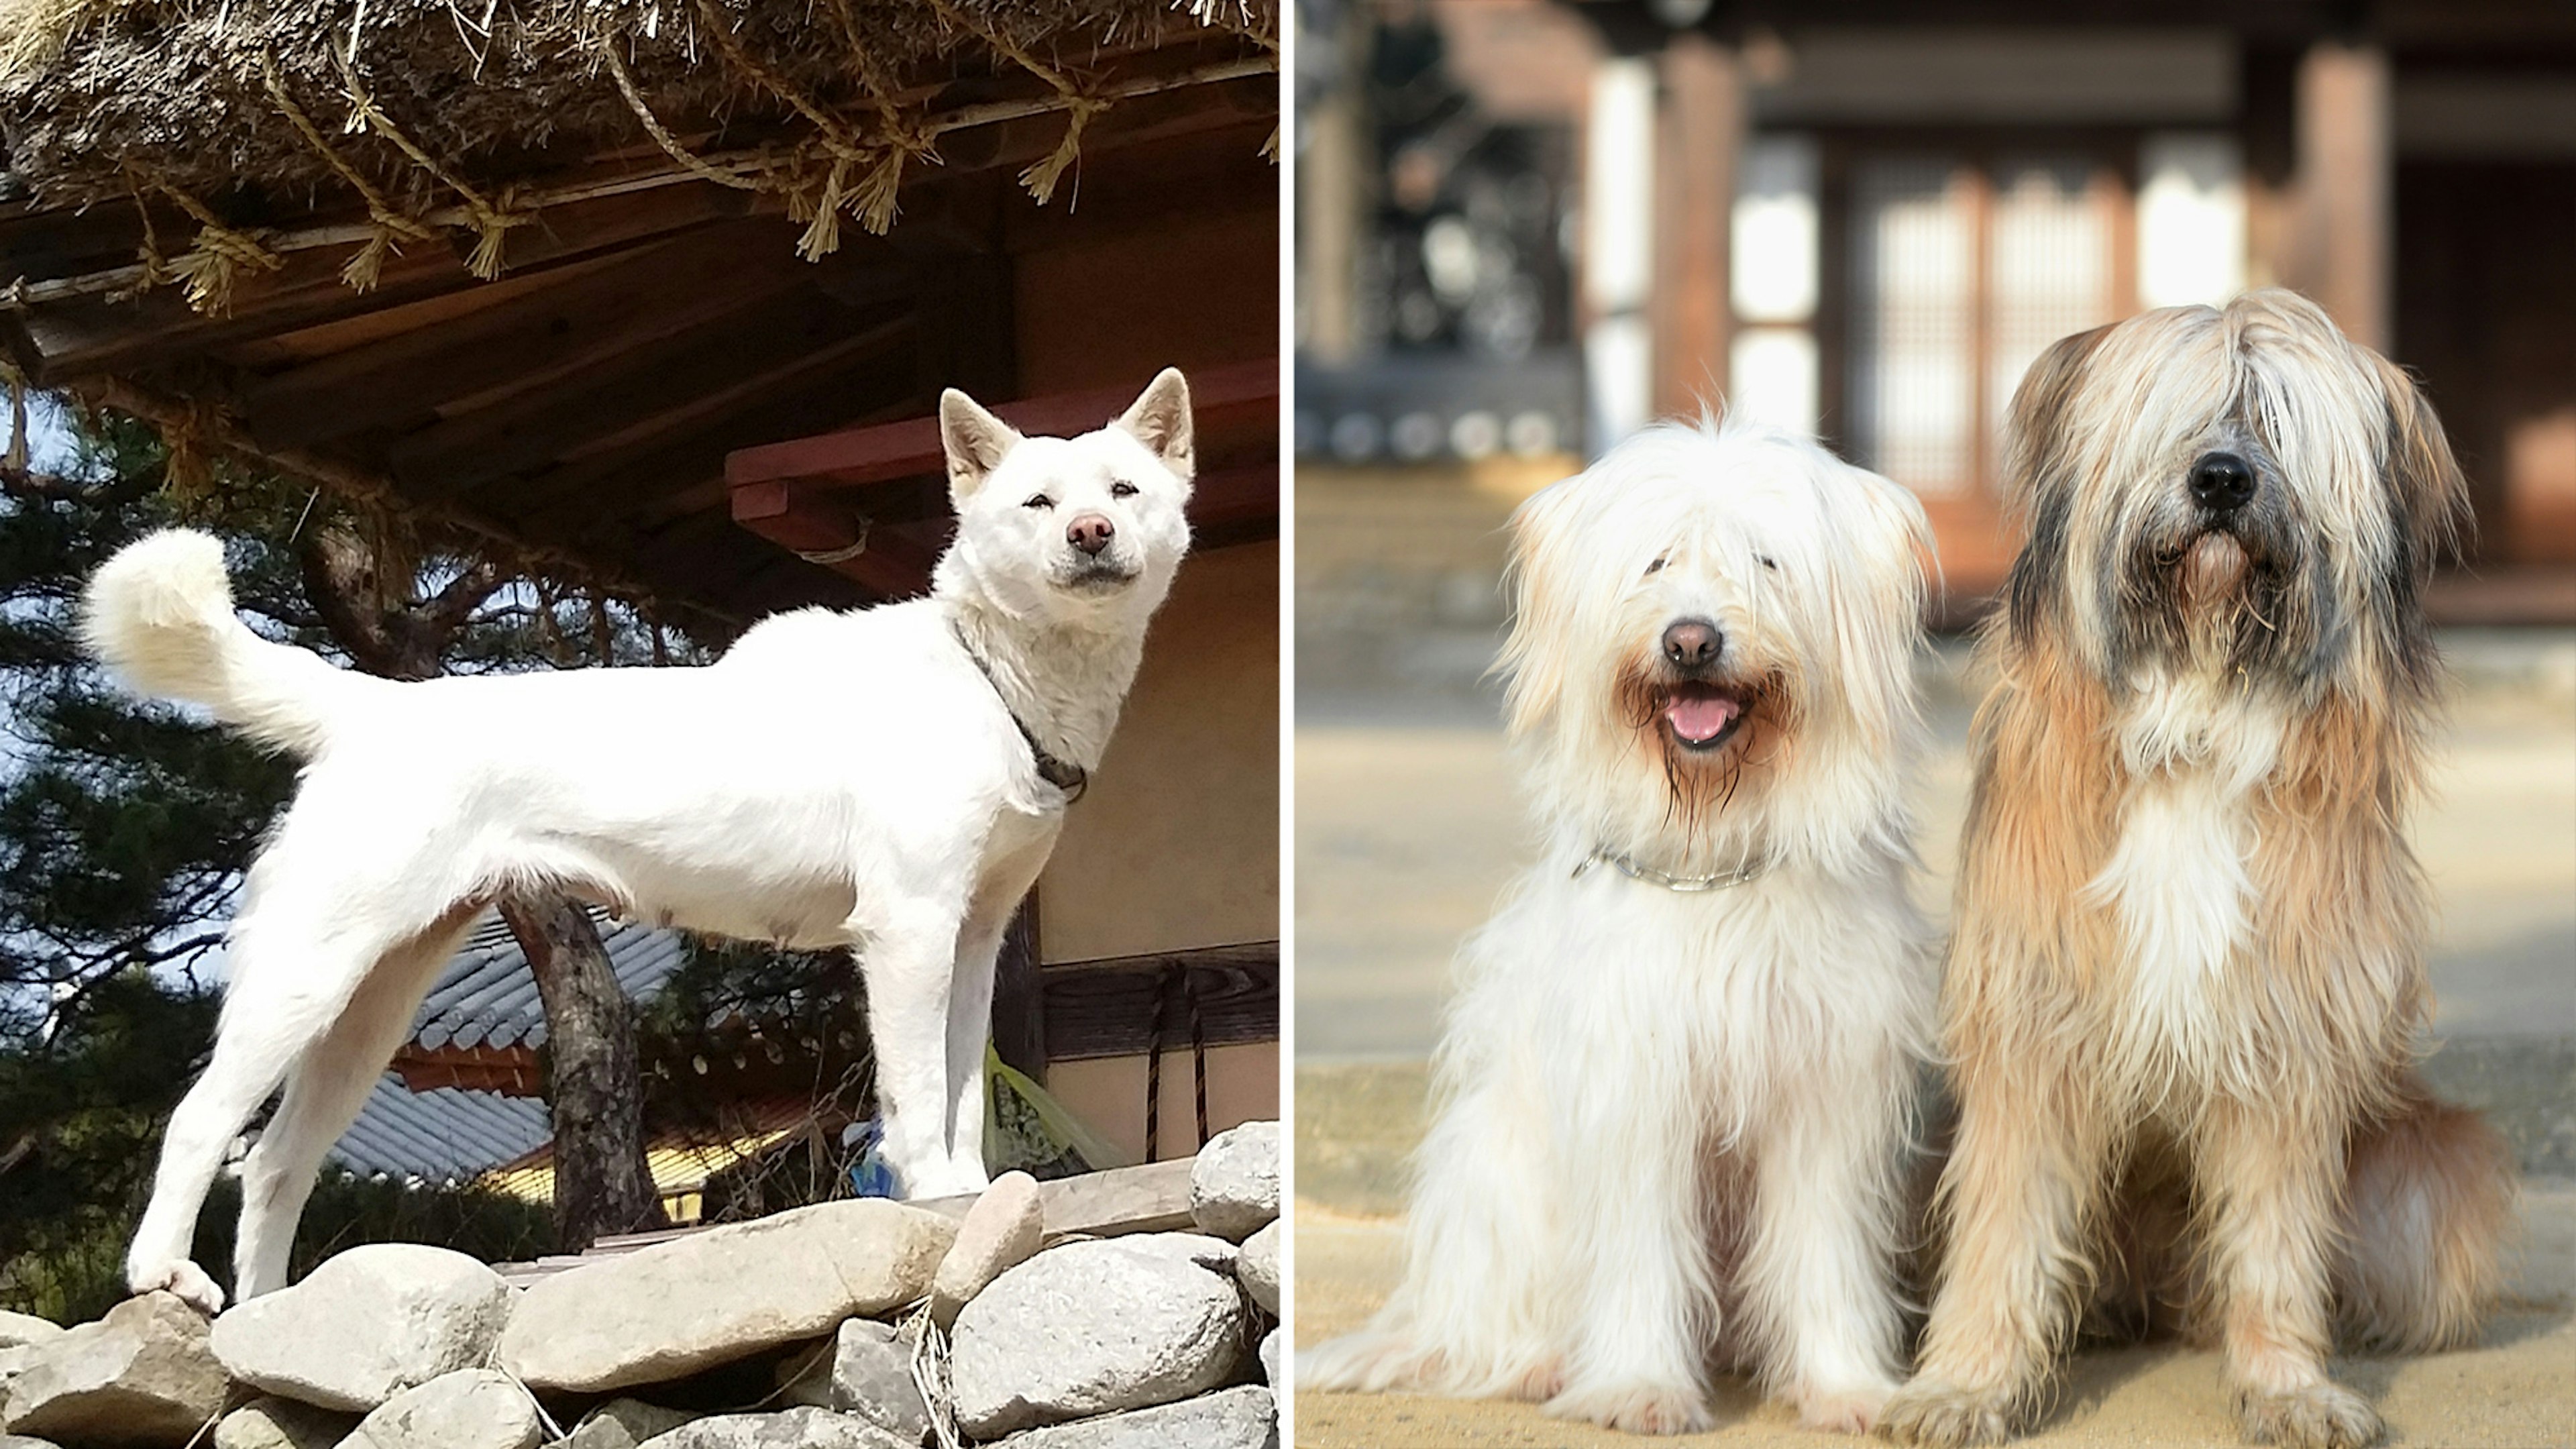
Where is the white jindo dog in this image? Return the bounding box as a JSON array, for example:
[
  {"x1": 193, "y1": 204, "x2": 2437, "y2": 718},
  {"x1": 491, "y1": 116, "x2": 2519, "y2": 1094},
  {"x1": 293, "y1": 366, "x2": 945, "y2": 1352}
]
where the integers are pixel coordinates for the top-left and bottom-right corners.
[
  {"x1": 1301, "y1": 416, "x2": 1938, "y2": 1435},
  {"x1": 85, "y1": 369, "x2": 1197, "y2": 1315}
]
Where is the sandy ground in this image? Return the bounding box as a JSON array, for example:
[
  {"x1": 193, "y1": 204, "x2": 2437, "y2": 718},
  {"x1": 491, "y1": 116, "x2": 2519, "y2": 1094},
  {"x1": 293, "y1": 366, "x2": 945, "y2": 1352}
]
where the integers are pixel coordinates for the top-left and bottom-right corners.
[
  {"x1": 1290, "y1": 1196, "x2": 2576, "y2": 1449},
  {"x1": 1290, "y1": 658, "x2": 2576, "y2": 1446}
]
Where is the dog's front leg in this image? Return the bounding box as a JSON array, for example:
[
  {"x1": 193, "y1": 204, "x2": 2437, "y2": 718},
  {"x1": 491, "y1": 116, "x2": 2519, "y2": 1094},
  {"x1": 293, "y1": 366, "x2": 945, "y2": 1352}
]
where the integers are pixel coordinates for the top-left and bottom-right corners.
[
  {"x1": 939, "y1": 911, "x2": 1004, "y2": 1194},
  {"x1": 1743, "y1": 1044, "x2": 1911, "y2": 1434},
  {"x1": 2202, "y1": 1095, "x2": 2383, "y2": 1449},
  {"x1": 1884, "y1": 1044, "x2": 2111, "y2": 1448},
  {"x1": 855, "y1": 900, "x2": 977, "y2": 1200},
  {"x1": 1542, "y1": 1087, "x2": 1717, "y2": 1435}
]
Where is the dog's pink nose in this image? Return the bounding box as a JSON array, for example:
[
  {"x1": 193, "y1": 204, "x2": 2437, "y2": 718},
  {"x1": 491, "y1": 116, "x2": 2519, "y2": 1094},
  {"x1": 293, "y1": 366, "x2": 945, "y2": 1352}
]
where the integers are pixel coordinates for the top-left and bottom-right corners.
[{"x1": 1067, "y1": 513, "x2": 1116, "y2": 556}]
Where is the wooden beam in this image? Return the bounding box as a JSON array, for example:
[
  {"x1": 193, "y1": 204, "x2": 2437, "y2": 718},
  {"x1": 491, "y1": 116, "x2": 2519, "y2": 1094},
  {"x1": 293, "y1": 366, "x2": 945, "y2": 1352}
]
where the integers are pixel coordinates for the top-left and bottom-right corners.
[
  {"x1": 1038, "y1": 942, "x2": 1279, "y2": 1063},
  {"x1": 1655, "y1": 34, "x2": 1743, "y2": 416},
  {"x1": 239, "y1": 226, "x2": 833, "y2": 451},
  {"x1": 492, "y1": 1158, "x2": 1201, "y2": 1285},
  {"x1": 14, "y1": 183, "x2": 756, "y2": 385},
  {"x1": 386, "y1": 291, "x2": 907, "y2": 498}
]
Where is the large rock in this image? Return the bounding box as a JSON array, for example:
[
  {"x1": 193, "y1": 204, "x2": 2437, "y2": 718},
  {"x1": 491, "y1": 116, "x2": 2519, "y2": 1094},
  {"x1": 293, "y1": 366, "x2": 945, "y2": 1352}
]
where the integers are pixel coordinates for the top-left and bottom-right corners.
[
  {"x1": 1258, "y1": 1328, "x2": 1279, "y2": 1387},
  {"x1": 0, "y1": 1316, "x2": 62, "y2": 1352},
  {"x1": 775, "y1": 1319, "x2": 928, "y2": 1442},
  {"x1": 1235, "y1": 1221, "x2": 1279, "y2": 1316},
  {"x1": 1, "y1": 1292, "x2": 229, "y2": 1447},
  {"x1": 342, "y1": 1368, "x2": 539, "y2": 1449},
  {"x1": 949, "y1": 1237, "x2": 1247, "y2": 1438},
  {"x1": 1188, "y1": 1122, "x2": 1279, "y2": 1240},
  {"x1": 211, "y1": 1243, "x2": 511, "y2": 1412},
  {"x1": 0, "y1": 1437, "x2": 64, "y2": 1449},
  {"x1": 930, "y1": 1171, "x2": 1044, "y2": 1328},
  {"x1": 637, "y1": 1407, "x2": 910, "y2": 1448},
  {"x1": 498, "y1": 1199, "x2": 956, "y2": 1393},
  {"x1": 562, "y1": 1399, "x2": 700, "y2": 1449},
  {"x1": 993, "y1": 1386, "x2": 1277, "y2": 1448},
  {"x1": 211, "y1": 1397, "x2": 356, "y2": 1449}
]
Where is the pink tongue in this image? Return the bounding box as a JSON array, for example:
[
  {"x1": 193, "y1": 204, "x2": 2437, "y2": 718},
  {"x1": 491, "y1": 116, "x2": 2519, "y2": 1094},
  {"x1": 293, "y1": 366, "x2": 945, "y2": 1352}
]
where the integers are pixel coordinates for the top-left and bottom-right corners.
[{"x1": 1664, "y1": 694, "x2": 1741, "y2": 743}]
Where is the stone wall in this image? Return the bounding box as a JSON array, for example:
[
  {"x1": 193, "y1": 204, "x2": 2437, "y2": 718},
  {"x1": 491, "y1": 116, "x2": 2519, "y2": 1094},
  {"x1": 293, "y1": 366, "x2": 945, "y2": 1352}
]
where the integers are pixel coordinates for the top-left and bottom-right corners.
[{"x1": 0, "y1": 1124, "x2": 1281, "y2": 1449}]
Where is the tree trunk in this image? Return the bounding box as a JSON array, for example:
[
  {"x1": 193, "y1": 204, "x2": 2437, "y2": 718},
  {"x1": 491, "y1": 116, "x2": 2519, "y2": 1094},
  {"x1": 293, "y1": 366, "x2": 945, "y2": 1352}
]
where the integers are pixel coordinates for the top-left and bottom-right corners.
[
  {"x1": 496, "y1": 894, "x2": 669, "y2": 1251},
  {"x1": 294, "y1": 526, "x2": 666, "y2": 1253}
]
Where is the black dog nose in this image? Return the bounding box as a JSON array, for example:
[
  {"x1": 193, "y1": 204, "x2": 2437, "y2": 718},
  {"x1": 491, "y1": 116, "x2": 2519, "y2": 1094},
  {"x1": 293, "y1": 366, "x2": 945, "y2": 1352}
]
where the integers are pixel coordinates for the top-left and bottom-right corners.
[
  {"x1": 2188, "y1": 451, "x2": 2255, "y2": 514},
  {"x1": 1662, "y1": 619, "x2": 1722, "y2": 669},
  {"x1": 1067, "y1": 513, "x2": 1115, "y2": 555}
]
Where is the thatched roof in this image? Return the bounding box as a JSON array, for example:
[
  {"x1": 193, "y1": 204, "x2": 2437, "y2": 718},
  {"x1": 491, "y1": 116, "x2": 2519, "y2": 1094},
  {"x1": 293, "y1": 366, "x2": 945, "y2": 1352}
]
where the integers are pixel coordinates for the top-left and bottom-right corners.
[
  {"x1": 1, "y1": 0, "x2": 1274, "y2": 307},
  {"x1": 0, "y1": 0, "x2": 1276, "y2": 625}
]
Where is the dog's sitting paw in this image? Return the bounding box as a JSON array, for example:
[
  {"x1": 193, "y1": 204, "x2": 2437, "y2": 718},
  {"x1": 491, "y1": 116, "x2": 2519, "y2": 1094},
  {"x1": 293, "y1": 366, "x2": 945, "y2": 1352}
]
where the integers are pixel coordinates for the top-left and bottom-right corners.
[
  {"x1": 1795, "y1": 1378, "x2": 1896, "y2": 1435},
  {"x1": 1545, "y1": 1381, "x2": 1714, "y2": 1436},
  {"x1": 129, "y1": 1259, "x2": 225, "y2": 1317},
  {"x1": 1505, "y1": 1354, "x2": 1567, "y2": 1402},
  {"x1": 2236, "y1": 1381, "x2": 2382, "y2": 1449},
  {"x1": 1878, "y1": 1379, "x2": 2017, "y2": 1447}
]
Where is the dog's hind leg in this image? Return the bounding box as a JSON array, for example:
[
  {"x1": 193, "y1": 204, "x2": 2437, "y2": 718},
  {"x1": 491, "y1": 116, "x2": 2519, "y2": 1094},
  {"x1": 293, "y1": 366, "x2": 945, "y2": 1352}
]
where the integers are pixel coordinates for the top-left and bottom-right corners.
[
  {"x1": 2334, "y1": 1073, "x2": 2513, "y2": 1353},
  {"x1": 1303, "y1": 1035, "x2": 1562, "y2": 1401},
  {"x1": 127, "y1": 897, "x2": 421, "y2": 1314},
  {"x1": 231, "y1": 908, "x2": 478, "y2": 1300},
  {"x1": 1739, "y1": 1042, "x2": 1911, "y2": 1434}
]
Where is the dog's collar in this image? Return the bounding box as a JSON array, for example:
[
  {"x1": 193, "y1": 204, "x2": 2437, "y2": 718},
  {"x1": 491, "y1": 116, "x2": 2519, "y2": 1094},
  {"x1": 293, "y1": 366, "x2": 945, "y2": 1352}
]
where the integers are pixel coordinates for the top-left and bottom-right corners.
[
  {"x1": 1573, "y1": 847, "x2": 1770, "y2": 892},
  {"x1": 952, "y1": 623, "x2": 1088, "y2": 804}
]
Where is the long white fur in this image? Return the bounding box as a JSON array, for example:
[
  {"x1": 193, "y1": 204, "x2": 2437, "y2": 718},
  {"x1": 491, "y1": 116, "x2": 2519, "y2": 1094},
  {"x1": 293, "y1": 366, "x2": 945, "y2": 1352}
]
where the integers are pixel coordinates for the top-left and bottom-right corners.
[
  {"x1": 1299, "y1": 417, "x2": 1936, "y2": 1435},
  {"x1": 85, "y1": 371, "x2": 1197, "y2": 1315}
]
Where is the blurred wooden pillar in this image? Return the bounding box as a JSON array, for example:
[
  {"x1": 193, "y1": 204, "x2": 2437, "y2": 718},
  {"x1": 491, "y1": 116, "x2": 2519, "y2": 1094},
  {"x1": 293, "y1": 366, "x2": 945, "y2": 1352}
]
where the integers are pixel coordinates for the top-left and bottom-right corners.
[
  {"x1": 1656, "y1": 35, "x2": 1743, "y2": 417},
  {"x1": 1299, "y1": 19, "x2": 1370, "y2": 365},
  {"x1": 2286, "y1": 40, "x2": 2392, "y2": 351}
]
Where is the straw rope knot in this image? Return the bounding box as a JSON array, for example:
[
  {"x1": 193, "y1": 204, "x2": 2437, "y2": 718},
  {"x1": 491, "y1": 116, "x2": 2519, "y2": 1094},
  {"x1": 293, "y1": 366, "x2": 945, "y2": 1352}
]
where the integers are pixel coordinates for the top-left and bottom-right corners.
[
  {"x1": 259, "y1": 48, "x2": 439, "y2": 290},
  {"x1": 149, "y1": 180, "x2": 284, "y2": 316}
]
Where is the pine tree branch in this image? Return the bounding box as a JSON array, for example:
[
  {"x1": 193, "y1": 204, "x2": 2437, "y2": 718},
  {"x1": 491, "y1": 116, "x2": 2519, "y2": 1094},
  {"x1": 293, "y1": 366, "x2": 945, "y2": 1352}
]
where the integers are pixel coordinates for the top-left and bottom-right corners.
[{"x1": 0, "y1": 458, "x2": 163, "y2": 511}]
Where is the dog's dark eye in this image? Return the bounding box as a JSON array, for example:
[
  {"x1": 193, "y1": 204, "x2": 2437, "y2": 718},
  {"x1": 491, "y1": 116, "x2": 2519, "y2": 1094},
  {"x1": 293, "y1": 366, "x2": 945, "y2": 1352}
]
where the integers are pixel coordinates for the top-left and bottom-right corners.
[
  {"x1": 1758, "y1": 555, "x2": 1777, "y2": 572},
  {"x1": 1023, "y1": 494, "x2": 1054, "y2": 511},
  {"x1": 1110, "y1": 481, "x2": 1138, "y2": 500},
  {"x1": 1644, "y1": 553, "x2": 1668, "y2": 577}
]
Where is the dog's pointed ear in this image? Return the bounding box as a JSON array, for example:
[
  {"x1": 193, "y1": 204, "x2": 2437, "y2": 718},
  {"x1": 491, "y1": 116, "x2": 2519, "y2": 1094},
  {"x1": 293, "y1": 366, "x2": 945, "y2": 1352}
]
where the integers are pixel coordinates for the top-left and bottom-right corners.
[
  {"x1": 2369, "y1": 353, "x2": 2473, "y2": 586},
  {"x1": 941, "y1": 389, "x2": 1024, "y2": 504},
  {"x1": 1116, "y1": 368, "x2": 1195, "y2": 482}
]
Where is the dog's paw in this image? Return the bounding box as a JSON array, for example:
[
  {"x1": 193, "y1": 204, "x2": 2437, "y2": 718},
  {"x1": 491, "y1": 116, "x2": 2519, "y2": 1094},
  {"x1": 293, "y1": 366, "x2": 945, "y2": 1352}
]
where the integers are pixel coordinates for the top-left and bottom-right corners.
[
  {"x1": 129, "y1": 1259, "x2": 225, "y2": 1316},
  {"x1": 1878, "y1": 1379, "x2": 2018, "y2": 1447},
  {"x1": 1545, "y1": 1381, "x2": 1714, "y2": 1436},
  {"x1": 2236, "y1": 1381, "x2": 2382, "y2": 1449},
  {"x1": 1794, "y1": 1378, "x2": 1896, "y2": 1435},
  {"x1": 1505, "y1": 1354, "x2": 1567, "y2": 1402}
]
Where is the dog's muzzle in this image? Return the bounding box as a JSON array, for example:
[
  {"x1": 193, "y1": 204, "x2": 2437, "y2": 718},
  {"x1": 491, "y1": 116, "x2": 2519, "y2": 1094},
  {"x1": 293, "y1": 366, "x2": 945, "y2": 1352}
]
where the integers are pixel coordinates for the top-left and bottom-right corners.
[{"x1": 1652, "y1": 619, "x2": 1750, "y2": 751}]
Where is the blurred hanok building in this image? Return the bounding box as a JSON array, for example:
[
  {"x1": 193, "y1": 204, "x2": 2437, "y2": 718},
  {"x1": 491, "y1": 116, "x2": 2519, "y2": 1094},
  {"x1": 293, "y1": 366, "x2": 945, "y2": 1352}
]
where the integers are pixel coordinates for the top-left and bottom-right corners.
[{"x1": 1296, "y1": 0, "x2": 2576, "y2": 616}]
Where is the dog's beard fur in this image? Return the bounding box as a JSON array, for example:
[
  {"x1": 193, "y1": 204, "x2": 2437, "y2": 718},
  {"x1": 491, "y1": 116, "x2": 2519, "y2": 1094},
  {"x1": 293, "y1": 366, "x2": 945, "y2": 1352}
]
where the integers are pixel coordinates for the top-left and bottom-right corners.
[{"x1": 1609, "y1": 657, "x2": 1798, "y2": 833}]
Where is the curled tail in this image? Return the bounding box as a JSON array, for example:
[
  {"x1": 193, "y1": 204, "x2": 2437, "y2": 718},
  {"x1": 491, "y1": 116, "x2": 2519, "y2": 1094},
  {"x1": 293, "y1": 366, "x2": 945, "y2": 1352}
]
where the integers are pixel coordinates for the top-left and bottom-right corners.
[{"x1": 82, "y1": 529, "x2": 356, "y2": 757}]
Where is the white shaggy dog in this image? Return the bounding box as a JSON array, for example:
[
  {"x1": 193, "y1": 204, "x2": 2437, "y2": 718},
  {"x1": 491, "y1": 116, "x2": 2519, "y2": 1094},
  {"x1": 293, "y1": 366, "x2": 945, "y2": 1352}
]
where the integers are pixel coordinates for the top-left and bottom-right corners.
[
  {"x1": 1300, "y1": 417, "x2": 1936, "y2": 1434},
  {"x1": 85, "y1": 370, "x2": 1197, "y2": 1315}
]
